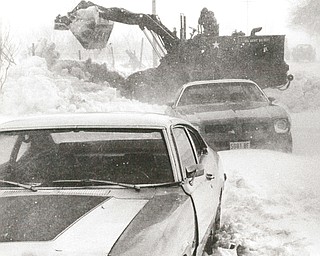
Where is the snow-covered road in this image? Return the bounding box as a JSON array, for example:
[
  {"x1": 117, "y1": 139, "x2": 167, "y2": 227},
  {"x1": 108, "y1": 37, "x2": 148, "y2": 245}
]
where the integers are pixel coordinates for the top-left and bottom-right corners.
[{"x1": 291, "y1": 111, "x2": 320, "y2": 156}]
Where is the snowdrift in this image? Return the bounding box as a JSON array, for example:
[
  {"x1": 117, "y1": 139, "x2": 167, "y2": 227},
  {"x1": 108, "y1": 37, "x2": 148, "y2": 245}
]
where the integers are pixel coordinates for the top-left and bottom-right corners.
[
  {"x1": 0, "y1": 56, "x2": 165, "y2": 116},
  {"x1": 218, "y1": 150, "x2": 320, "y2": 255}
]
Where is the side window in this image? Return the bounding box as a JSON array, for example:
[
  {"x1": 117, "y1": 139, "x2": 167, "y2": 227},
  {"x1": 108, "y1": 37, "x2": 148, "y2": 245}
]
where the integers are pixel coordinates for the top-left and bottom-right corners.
[
  {"x1": 16, "y1": 140, "x2": 31, "y2": 161},
  {"x1": 173, "y1": 127, "x2": 196, "y2": 171},
  {"x1": 0, "y1": 134, "x2": 18, "y2": 164},
  {"x1": 188, "y1": 129, "x2": 203, "y2": 159}
]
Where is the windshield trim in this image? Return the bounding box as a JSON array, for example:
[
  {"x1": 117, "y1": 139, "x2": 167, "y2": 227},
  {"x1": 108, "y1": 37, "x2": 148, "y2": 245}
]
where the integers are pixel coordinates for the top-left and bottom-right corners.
[{"x1": 0, "y1": 127, "x2": 175, "y2": 186}]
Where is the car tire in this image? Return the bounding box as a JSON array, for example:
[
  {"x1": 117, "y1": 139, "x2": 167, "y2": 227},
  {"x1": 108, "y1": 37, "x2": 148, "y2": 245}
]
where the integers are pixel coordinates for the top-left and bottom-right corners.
[
  {"x1": 203, "y1": 197, "x2": 222, "y2": 255},
  {"x1": 214, "y1": 200, "x2": 221, "y2": 231}
]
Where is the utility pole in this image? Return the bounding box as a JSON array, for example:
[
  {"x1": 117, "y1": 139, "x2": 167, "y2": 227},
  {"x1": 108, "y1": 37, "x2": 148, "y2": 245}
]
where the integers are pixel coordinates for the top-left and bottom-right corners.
[
  {"x1": 246, "y1": 0, "x2": 249, "y2": 35},
  {"x1": 0, "y1": 17, "x2": 2, "y2": 62},
  {"x1": 139, "y1": 38, "x2": 144, "y2": 69},
  {"x1": 152, "y1": 0, "x2": 157, "y2": 67},
  {"x1": 243, "y1": 0, "x2": 255, "y2": 35}
]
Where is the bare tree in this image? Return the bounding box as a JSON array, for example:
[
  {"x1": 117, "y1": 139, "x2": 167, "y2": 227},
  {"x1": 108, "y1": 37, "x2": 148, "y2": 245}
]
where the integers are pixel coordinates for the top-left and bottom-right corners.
[{"x1": 0, "y1": 23, "x2": 17, "y2": 91}]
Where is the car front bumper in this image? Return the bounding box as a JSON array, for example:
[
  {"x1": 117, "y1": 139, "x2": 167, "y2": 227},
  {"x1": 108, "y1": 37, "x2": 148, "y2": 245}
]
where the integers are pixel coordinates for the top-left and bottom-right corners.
[{"x1": 202, "y1": 131, "x2": 293, "y2": 153}]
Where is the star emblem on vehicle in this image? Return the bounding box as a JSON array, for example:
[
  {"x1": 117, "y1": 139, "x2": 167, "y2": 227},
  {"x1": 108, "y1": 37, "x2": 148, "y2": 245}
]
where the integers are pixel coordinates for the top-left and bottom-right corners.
[
  {"x1": 227, "y1": 129, "x2": 236, "y2": 134},
  {"x1": 212, "y1": 41, "x2": 220, "y2": 49}
]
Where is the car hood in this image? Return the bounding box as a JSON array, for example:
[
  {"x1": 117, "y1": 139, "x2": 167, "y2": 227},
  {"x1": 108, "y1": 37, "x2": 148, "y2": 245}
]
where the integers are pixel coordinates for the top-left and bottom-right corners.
[
  {"x1": 174, "y1": 101, "x2": 288, "y2": 123},
  {"x1": 0, "y1": 191, "x2": 149, "y2": 256}
]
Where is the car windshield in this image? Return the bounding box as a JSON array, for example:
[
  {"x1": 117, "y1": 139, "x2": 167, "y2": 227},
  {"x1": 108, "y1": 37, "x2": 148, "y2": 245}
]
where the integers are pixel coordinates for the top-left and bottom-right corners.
[
  {"x1": 177, "y1": 82, "x2": 268, "y2": 106},
  {"x1": 0, "y1": 129, "x2": 173, "y2": 187}
]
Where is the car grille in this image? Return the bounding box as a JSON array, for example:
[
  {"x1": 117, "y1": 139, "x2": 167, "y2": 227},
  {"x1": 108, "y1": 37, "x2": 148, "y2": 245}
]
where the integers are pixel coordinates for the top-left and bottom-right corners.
[
  {"x1": 242, "y1": 122, "x2": 271, "y2": 133},
  {"x1": 204, "y1": 122, "x2": 272, "y2": 136},
  {"x1": 204, "y1": 124, "x2": 234, "y2": 134}
]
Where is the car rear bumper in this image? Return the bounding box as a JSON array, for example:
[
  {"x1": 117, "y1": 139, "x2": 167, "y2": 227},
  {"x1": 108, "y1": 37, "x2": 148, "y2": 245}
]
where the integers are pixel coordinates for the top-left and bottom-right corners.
[{"x1": 203, "y1": 132, "x2": 293, "y2": 153}]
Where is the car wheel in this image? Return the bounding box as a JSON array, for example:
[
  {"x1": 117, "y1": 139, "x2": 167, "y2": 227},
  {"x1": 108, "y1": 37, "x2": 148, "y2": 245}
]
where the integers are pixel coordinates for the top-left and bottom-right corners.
[
  {"x1": 214, "y1": 201, "x2": 221, "y2": 231},
  {"x1": 203, "y1": 197, "x2": 222, "y2": 255}
]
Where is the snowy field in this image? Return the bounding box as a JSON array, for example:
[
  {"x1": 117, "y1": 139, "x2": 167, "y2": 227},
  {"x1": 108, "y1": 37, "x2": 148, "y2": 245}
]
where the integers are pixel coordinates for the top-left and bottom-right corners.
[{"x1": 1, "y1": 57, "x2": 320, "y2": 255}]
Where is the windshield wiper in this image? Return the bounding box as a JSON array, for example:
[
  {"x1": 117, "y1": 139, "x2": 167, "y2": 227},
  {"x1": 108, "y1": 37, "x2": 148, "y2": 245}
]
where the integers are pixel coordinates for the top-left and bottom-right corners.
[
  {"x1": 51, "y1": 179, "x2": 141, "y2": 191},
  {"x1": 0, "y1": 179, "x2": 37, "y2": 192},
  {"x1": 142, "y1": 181, "x2": 181, "y2": 188}
]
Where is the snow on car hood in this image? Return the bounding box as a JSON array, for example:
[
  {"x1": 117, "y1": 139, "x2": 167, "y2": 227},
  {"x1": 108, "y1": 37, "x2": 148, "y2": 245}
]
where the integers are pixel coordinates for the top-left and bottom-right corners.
[
  {"x1": 0, "y1": 193, "x2": 148, "y2": 256},
  {"x1": 175, "y1": 101, "x2": 288, "y2": 123}
]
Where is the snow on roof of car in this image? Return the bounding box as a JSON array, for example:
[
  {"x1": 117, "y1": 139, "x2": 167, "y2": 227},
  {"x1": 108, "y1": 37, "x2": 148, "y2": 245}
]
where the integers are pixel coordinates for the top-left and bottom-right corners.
[
  {"x1": 0, "y1": 112, "x2": 187, "y2": 131},
  {"x1": 181, "y1": 79, "x2": 257, "y2": 89}
]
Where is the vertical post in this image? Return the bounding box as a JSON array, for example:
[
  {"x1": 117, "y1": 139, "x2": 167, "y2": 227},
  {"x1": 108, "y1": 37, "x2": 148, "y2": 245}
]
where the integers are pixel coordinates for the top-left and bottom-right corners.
[
  {"x1": 110, "y1": 44, "x2": 115, "y2": 69},
  {"x1": 78, "y1": 50, "x2": 82, "y2": 60},
  {"x1": 139, "y1": 38, "x2": 144, "y2": 69},
  {"x1": 0, "y1": 18, "x2": 3, "y2": 90},
  {"x1": 152, "y1": 0, "x2": 157, "y2": 67},
  {"x1": 180, "y1": 14, "x2": 183, "y2": 39},
  {"x1": 32, "y1": 43, "x2": 35, "y2": 56},
  {"x1": 246, "y1": 0, "x2": 249, "y2": 35},
  {"x1": 184, "y1": 15, "x2": 187, "y2": 40},
  {"x1": 180, "y1": 14, "x2": 186, "y2": 40},
  {"x1": 0, "y1": 17, "x2": 2, "y2": 62}
]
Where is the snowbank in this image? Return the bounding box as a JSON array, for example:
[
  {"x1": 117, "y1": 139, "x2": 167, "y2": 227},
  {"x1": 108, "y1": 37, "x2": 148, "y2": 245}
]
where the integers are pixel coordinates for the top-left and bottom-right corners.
[
  {"x1": 218, "y1": 149, "x2": 320, "y2": 255},
  {"x1": 0, "y1": 56, "x2": 165, "y2": 116}
]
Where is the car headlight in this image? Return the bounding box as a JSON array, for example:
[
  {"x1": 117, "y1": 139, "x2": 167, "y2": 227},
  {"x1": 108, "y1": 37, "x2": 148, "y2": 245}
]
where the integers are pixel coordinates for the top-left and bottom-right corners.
[{"x1": 274, "y1": 119, "x2": 290, "y2": 133}]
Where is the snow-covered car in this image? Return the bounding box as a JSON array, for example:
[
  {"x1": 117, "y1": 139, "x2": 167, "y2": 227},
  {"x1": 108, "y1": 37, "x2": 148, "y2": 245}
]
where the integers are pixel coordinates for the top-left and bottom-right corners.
[
  {"x1": 0, "y1": 112, "x2": 225, "y2": 256},
  {"x1": 167, "y1": 79, "x2": 292, "y2": 152}
]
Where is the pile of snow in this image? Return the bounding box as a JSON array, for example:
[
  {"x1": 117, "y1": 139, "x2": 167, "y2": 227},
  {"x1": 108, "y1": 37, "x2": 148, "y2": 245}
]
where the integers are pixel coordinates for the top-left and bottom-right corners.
[
  {"x1": 0, "y1": 56, "x2": 165, "y2": 116},
  {"x1": 217, "y1": 150, "x2": 320, "y2": 255}
]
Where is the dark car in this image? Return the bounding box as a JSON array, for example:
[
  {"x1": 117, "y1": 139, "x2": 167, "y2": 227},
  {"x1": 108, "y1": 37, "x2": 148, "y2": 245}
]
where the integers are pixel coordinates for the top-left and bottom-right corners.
[
  {"x1": 0, "y1": 112, "x2": 225, "y2": 256},
  {"x1": 168, "y1": 79, "x2": 292, "y2": 152},
  {"x1": 292, "y1": 44, "x2": 316, "y2": 62}
]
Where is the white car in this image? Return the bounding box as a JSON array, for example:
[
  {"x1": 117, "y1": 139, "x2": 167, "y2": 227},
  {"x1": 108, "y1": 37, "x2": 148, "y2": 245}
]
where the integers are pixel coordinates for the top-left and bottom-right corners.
[{"x1": 0, "y1": 112, "x2": 225, "y2": 256}]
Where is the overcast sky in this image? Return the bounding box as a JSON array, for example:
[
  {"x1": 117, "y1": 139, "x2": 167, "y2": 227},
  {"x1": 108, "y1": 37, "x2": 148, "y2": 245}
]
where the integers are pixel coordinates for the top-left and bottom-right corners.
[
  {"x1": 0, "y1": 0, "x2": 309, "y2": 51},
  {"x1": 1, "y1": 0, "x2": 293, "y2": 34}
]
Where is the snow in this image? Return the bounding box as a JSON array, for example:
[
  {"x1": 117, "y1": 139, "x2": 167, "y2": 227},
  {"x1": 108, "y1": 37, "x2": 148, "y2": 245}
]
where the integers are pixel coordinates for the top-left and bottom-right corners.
[
  {"x1": 0, "y1": 57, "x2": 165, "y2": 116},
  {"x1": 218, "y1": 149, "x2": 320, "y2": 255},
  {"x1": 1, "y1": 55, "x2": 320, "y2": 255}
]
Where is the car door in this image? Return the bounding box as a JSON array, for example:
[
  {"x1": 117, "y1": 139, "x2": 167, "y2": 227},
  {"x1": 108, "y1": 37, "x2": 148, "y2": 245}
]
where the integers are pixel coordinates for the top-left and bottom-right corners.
[
  {"x1": 184, "y1": 126, "x2": 222, "y2": 254},
  {"x1": 172, "y1": 125, "x2": 219, "y2": 254},
  {"x1": 187, "y1": 127, "x2": 222, "y2": 210}
]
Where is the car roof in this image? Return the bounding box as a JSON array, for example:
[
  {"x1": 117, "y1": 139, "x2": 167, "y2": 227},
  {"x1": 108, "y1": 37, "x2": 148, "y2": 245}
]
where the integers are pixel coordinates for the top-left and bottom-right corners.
[
  {"x1": 181, "y1": 79, "x2": 257, "y2": 89},
  {"x1": 0, "y1": 112, "x2": 189, "y2": 131}
]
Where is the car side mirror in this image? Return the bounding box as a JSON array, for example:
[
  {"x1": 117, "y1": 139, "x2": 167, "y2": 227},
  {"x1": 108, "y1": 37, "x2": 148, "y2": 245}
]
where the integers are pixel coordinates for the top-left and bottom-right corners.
[
  {"x1": 200, "y1": 147, "x2": 208, "y2": 155},
  {"x1": 268, "y1": 97, "x2": 276, "y2": 103},
  {"x1": 186, "y1": 164, "x2": 204, "y2": 185}
]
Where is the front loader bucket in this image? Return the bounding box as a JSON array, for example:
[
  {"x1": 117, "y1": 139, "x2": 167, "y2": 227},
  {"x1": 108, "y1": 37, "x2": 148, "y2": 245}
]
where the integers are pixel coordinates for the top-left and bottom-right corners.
[
  {"x1": 54, "y1": 4, "x2": 114, "y2": 49},
  {"x1": 69, "y1": 17, "x2": 114, "y2": 49}
]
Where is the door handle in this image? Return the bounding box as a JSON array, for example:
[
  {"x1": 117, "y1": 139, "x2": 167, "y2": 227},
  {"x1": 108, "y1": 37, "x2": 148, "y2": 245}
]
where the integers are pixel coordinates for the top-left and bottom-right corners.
[{"x1": 206, "y1": 173, "x2": 215, "y2": 180}]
